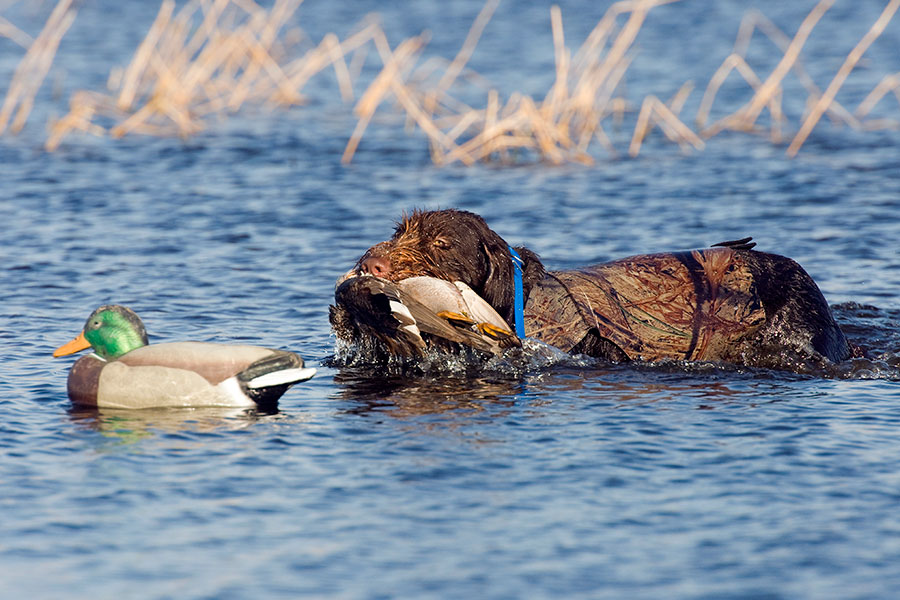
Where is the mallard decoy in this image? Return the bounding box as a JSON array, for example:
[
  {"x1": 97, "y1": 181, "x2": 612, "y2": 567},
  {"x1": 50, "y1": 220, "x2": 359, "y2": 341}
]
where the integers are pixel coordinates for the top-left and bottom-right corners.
[
  {"x1": 331, "y1": 275, "x2": 520, "y2": 356},
  {"x1": 53, "y1": 305, "x2": 315, "y2": 409}
]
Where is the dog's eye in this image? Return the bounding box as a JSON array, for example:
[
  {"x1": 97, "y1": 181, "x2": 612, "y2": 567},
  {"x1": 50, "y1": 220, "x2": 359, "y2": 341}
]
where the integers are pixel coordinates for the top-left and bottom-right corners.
[{"x1": 433, "y1": 238, "x2": 451, "y2": 250}]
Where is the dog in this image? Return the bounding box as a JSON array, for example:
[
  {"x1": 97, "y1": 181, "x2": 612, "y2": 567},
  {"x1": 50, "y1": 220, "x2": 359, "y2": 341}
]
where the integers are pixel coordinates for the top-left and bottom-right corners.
[{"x1": 332, "y1": 209, "x2": 852, "y2": 371}]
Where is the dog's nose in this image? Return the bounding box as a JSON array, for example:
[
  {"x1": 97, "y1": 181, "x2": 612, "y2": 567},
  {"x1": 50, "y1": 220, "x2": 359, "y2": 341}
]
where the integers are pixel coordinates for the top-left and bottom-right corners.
[{"x1": 360, "y1": 255, "x2": 391, "y2": 278}]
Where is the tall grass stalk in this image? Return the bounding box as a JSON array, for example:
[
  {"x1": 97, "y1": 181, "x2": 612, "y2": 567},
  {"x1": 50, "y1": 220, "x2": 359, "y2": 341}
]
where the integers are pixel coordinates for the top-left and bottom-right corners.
[{"x1": 1, "y1": 0, "x2": 898, "y2": 162}]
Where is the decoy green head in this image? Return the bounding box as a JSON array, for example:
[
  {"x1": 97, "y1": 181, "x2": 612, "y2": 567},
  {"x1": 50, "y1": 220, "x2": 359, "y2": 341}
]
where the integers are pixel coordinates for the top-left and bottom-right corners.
[{"x1": 54, "y1": 305, "x2": 149, "y2": 360}]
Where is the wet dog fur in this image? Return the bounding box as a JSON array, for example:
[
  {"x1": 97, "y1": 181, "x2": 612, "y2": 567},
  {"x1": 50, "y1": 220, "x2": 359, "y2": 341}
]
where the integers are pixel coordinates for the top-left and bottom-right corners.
[{"x1": 337, "y1": 209, "x2": 852, "y2": 368}]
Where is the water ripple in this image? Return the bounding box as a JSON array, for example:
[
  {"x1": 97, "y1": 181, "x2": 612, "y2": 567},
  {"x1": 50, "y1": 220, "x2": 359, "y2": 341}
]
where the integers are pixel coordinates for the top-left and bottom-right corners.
[{"x1": 3, "y1": 1, "x2": 900, "y2": 598}]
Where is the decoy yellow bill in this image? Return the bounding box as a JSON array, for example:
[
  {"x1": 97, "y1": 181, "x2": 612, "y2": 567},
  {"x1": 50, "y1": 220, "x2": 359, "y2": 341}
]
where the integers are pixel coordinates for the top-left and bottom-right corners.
[{"x1": 53, "y1": 331, "x2": 90, "y2": 357}]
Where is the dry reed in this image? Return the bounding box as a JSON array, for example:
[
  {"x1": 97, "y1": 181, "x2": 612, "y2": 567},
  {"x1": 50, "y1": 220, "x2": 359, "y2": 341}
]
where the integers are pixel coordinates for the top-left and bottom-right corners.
[
  {"x1": 855, "y1": 71, "x2": 900, "y2": 129},
  {"x1": 0, "y1": 0, "x2": 76, "y2": 136},
  {"x1": 343, "y1": 0, "x2": 695, "y2": 166},
  {"x1": 343, "y1": 0, "x2": 900, "y2": 164},
  {"x1": 786, "y1": 0, "x2": 900, "y2": 156},
  {"x1": 698, "y1": 0, "x2": 900, "y2": 156},
  {"x1": 45, "y1": 0, "x2": 383, "y2": 150},
  {"x1": 0, "y1": 15, "x2": 34, "y2": 48},
  {"x1": 2, "y1": 0, "x2": 899, "y2": 163}
]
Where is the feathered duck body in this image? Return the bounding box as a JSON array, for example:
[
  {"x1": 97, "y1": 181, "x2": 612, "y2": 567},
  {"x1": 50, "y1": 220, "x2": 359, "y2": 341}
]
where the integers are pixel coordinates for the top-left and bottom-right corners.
[
  {"x1": 331, "y1": 209, "x2": 852, "y2": 371},
  {"x1": 331, "y1": 275, "x2": 520, "y2": 358},
  {"x1": 54, "y1": 305, "x2": 315, "y2": 409}
]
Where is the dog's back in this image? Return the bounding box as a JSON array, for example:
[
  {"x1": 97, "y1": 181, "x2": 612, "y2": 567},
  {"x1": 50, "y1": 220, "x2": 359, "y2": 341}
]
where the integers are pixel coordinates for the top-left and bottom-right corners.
[{"x1": 524, "y1": 246, "x2": 850, "y2": 368}]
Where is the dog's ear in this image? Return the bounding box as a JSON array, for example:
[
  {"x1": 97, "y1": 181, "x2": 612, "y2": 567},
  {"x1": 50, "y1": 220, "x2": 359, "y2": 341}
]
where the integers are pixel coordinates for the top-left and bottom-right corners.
[
  {"x1": 515, "y1": 247, "x2": 545, "y2": 287},
  {"x1": 479, "y1": 236, "x2": 516, "y2": 321}
]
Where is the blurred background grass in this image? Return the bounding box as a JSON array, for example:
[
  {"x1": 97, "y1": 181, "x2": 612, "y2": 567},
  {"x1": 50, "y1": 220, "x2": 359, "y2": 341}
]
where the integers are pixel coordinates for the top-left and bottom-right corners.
[{"x1": 1, "y1": 0, "x2": 898, "y2": 164}]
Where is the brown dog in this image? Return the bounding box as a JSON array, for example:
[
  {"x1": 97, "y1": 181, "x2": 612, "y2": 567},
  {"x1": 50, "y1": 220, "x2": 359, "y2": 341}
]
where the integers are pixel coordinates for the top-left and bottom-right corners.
[{"x1": 333, "y1": 209, "x2": 851, "y2": 370}]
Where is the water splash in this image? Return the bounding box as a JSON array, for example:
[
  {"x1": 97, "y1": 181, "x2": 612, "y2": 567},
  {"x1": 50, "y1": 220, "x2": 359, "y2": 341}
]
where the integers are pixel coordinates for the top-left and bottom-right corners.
[
  {"x1": 329, "y1": 302, "x2": 900, "y2": 381},
  {"x1": 328, "y1": 335, "x2": 595, "y2": 376}
]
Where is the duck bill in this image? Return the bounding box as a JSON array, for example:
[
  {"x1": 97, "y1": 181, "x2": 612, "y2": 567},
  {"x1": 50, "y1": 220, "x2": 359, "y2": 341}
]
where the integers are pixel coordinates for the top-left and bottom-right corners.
[{"x1": 53, "y1": 331, "x2": 91, "y2": 357}]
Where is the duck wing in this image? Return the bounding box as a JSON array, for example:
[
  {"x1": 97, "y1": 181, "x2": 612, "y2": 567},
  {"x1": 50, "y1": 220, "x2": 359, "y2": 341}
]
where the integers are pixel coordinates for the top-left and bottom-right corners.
[
  {"x1": 74, "y1": 343, "x2": 314, "y2": 409},
  {"x1": 333, "y1": 276, "x2": 520, "y2": 356}
]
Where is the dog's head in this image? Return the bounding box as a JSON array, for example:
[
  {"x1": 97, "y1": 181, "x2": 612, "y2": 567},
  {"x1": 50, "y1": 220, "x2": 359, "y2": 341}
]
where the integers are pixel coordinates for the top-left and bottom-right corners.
[{"x1": 347, "y1": 209, "x2": 542, "y2": 323}]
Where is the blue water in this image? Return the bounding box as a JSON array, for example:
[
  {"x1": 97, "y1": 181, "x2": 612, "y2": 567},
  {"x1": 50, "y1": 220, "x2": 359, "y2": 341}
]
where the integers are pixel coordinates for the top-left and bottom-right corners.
[{"x1": 3, "y1": 1, "x2": 900, "y2": 598}]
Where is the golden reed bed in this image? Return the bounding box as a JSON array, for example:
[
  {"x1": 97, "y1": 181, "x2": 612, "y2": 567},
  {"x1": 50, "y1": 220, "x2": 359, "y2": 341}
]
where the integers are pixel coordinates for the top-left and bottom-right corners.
[{"x1": 1, "y1": 0, "x2": 899, "y2": 164}]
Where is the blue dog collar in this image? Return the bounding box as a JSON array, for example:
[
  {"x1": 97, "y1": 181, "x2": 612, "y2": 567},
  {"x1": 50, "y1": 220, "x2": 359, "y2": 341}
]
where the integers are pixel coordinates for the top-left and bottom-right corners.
[{"x1": 508, "y1": 245, "x2": 525, "y2": 338}]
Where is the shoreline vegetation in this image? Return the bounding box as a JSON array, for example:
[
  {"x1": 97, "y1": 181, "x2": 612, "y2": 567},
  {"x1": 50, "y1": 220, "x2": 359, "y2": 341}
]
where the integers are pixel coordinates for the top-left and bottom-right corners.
[{"x1": 1, "y1": 0, "x2": 898, "y2": 164}]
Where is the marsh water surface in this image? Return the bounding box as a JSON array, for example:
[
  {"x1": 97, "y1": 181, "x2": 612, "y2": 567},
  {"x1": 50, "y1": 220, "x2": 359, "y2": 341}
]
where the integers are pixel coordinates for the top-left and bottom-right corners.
[{"x1": 3, "y1": 1, "x2": 900, "y2": 598}]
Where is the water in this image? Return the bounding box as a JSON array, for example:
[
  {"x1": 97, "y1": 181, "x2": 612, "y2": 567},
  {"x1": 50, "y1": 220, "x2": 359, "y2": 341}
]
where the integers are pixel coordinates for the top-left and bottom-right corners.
[{"x1": 3, "y1": 1, "x2": 900, "y2": 598}]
